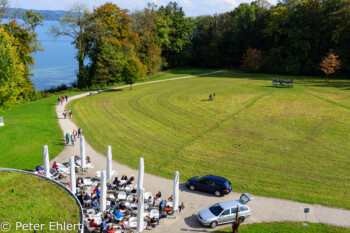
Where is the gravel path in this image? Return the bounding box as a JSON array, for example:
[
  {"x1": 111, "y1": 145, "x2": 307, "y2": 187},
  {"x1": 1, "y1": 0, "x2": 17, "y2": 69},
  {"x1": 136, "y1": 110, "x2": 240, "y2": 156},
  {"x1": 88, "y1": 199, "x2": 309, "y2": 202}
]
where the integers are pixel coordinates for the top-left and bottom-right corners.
[{"x1": 52, "y1": 70, "x2": 350, "y2": 232}]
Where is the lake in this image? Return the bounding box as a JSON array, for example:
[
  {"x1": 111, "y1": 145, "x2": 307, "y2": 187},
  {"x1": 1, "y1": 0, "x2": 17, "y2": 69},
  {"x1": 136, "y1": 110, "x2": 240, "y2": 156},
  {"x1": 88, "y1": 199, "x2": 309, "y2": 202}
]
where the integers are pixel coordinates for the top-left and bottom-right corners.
[
  {"x1": 33, "y1": 20, "x2": 77, "y2": 90},
  {"x1": 3, "y1": 19, "x2": 77, "y2": 90}
]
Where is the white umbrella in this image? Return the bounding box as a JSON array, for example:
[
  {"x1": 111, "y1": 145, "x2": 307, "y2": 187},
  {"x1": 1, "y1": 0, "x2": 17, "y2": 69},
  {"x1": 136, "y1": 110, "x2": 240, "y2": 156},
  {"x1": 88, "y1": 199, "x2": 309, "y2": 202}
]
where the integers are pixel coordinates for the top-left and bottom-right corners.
[
  {"x1": 137, "y1": 187, "x2": 145, "y2": 232},
  {"x1": 101, "y1": 170, "x2": 107, "y2": 212},
  {"x1": 137, "y1": 157, "x2": 144, "y2": 193},
  {"x1": 43, "y1": 145, "x2": 50, "y2": 178},
  {"x1": 69, "y1": 157, "x2": 76, "y2": 194},
  {"x1": 173, "y1": 171, "x2": 179, "y2": 212},
  {"x1": 80, "y1": 136, "x2": 86, "y2": 170},
  {"x1": 106, "y1": 146, "x2": 112, "y2": 181}
]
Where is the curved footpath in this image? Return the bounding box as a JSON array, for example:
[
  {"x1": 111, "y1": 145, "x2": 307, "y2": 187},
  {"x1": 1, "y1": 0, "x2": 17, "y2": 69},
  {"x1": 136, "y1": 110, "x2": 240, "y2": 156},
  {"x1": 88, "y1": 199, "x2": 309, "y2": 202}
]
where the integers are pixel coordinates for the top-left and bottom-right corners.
[{"x1": 53, "y1": 70, "x2": 350, "y2": 232}]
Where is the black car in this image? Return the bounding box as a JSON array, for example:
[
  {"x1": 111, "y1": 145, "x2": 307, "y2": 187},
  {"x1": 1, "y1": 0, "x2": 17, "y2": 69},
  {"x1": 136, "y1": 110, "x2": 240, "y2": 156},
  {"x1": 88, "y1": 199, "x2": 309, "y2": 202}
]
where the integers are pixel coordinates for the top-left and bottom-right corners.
[{"x1": 186, "y1": 175, "x2": 232, "y2": 196}]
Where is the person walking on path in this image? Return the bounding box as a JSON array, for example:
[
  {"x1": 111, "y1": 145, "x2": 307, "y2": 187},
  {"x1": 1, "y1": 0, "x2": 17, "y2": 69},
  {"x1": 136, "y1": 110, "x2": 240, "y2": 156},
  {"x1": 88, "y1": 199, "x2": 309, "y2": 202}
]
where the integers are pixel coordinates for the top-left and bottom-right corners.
[
  {"x1": 60, "y1": 98, "x2": 64, "y2": 105},
  {"x1": 57, "y1": 98, "x2": 60, "y2": 105},
  {"x1": 179, "y1": 202, "x2": 185, "y2": 212},
  {"x1": 63, "y1": 109, "x2": 67, "y2": 119},
  {"x1": 65, "y1": 132, "x2": 70, "y2": 145},
  {"x1": 73, "y1": 129, "x2": 77, "y2": 141},
  {"x1": 69, "y1": 109, "x2": 73, "y2": 119},
  {"x1": 71, "y1": 134, "x2": 75, "y2": 146},
  {"x1": 65, "y1": 94, "x2": 68, "y2": 102},
  {"x1": 78, "y1": 128, "x2": 82, "y2": 138}
]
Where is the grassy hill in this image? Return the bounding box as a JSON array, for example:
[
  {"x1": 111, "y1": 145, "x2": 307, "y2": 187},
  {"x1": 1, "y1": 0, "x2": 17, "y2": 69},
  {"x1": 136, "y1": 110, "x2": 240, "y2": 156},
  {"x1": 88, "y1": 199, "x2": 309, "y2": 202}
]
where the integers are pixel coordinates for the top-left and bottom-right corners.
[
  {"x1": 0, "y1": 171, "x2": 79, "y2": 232},
  {"x1": 69, "y1": 69, "x2": 350, "y2": 209},
  {"x1": 0, "y1": 94, "x2": 72, "y2": 170}
]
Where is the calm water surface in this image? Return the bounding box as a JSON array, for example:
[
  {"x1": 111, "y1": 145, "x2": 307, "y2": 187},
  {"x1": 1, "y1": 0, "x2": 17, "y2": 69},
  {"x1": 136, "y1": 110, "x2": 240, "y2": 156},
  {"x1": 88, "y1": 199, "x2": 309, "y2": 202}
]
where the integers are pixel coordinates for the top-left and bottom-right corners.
[
  {"x1": 33, "y1": 20, "x2": 77, "y2": 90},
  {"x1": 2, "y1": 19, "x2": 77, "y2": 90}
]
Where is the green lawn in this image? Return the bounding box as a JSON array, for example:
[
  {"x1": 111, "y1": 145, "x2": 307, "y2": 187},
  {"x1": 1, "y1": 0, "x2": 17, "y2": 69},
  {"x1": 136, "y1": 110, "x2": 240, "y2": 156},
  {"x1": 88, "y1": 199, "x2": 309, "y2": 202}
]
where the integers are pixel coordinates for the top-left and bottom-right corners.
[
  {"x1": 0, "y1": 94, "x2": 69, "y2": 170},
  {"x1": 0, "y1": 171, "x2": 79, "y2": 233},
  {"x1": 70, "y1": 69, "x2": 350, "y2": 209},
  {"x1": 214, "y1": 222, "x2": 350, "y2": 233},
  {"x1": 0, "y1": 69, "x2": 219, "y2": 171}
]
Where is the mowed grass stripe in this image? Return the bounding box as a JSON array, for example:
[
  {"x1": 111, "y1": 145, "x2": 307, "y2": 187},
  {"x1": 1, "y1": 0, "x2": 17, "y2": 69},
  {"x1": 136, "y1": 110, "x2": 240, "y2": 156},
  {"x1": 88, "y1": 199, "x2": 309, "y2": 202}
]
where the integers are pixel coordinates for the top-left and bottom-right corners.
[{"x1": 70, "y1": 70, "x2": 350, "y2": 209}]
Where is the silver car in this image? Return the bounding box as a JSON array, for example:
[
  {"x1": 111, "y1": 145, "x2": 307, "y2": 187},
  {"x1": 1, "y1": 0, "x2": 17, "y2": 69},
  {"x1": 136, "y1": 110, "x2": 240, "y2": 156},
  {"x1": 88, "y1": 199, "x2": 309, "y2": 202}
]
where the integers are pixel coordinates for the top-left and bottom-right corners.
[{"x1": 197, "y1": 193, "x2": 254, "y2": 228}]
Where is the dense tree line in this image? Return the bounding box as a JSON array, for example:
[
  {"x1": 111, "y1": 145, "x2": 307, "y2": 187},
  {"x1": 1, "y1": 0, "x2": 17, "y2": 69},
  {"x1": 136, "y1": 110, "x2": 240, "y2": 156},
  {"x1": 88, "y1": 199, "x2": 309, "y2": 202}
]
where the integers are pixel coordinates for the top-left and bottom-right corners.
[
  {"x1": 53, "y1": 0, "x2": 349, "y2": 89},
  {"x1": 1, "y1": 0, "x2": 349, "y2": 110},
  {"x1": 192, "y1": 0, "x2": 350, "y2": 75}
]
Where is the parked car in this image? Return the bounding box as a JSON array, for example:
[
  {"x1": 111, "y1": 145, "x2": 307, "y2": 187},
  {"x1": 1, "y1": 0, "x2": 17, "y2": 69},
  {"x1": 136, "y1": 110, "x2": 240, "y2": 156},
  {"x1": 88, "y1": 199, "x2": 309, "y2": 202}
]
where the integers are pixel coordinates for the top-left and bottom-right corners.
[
  {"x1": 186, "y1": 175, "x2": 232, "y2": 196},
  {"x1": 197, "y1": 193, "x2": 254, "y2": 228}
]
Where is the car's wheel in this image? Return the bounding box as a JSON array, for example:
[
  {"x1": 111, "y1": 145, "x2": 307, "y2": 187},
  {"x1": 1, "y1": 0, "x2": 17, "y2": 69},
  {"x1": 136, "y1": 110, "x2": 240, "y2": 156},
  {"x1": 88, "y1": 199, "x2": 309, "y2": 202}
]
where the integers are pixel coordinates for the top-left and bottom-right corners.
[
  {"x1": 210, "y1": 221, "x2": 218, "y2": 228},
  {"x1": 189, "y1": 185, "x2": 195, "y2": 191},
  {"x1": 214, "y1": 190, "x2": 221, "y2": 197},
  {"x1": 238, "y1": 217, "x2": 245, "y2": 223}
]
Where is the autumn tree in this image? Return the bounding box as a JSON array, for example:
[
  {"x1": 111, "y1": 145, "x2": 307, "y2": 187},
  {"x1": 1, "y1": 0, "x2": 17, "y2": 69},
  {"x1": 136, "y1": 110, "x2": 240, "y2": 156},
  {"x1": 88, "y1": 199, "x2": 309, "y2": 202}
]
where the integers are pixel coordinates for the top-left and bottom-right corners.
[
  {"x1": 2, "y1": 14, "x2": 44, "y2": 99},
  {"x1": 319, "y1": 49, "x2": 341, "y2": 81},
  {"x1": 0, "y1": 28, "x2": 26, "y2": 111},
  {"x1": 88, "y1": 2, "x2": 135, "y2": 86},
  {"x1": 242, "y1": 47, "x2": 263, "y2": 72},
  {"x1": 123, "y1": 57, "x2": 142, "y2": 90},
  {"x1": 50, "y1": 3, "x2": 96, "y2": 88}
]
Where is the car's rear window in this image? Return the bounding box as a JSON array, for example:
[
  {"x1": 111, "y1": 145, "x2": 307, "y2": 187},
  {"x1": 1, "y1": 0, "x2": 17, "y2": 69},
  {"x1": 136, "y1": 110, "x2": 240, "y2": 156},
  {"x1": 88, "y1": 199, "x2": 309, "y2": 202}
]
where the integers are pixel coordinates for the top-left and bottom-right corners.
[
  {"x1": 224, "y1": 180, "x2": 230, "y2": 188},
  {"x1": 209, "y1": 203, "x2": 224, "y2": 216}
]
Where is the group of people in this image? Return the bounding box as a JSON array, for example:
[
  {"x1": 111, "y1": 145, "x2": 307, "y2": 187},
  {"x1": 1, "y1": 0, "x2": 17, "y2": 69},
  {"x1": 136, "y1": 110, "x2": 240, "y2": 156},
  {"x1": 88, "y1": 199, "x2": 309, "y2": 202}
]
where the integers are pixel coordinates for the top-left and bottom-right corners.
[
  {"x1": 57, "y1": 94, "x2": 68, "y2": 105},
  {"x1": 112, "y1": 174, "x2": 135, "y2": 189},
  {"x1": 209, "y1": 93, "x2": 216, "y2": 101},
  {"x1": 63, "y1": 109, "x2": 73, "y2": 119},
  {"x1": 76, "y1": 172, "x2": 185, "y2": 232},
  {"x1": 65, "y1": 128, "x2": 82, "y2": 145}
]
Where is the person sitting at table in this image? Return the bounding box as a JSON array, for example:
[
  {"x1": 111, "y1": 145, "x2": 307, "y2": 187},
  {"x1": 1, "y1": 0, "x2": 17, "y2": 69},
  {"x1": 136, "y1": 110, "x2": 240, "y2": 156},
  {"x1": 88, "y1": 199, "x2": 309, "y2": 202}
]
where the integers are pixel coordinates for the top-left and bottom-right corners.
[
  {"x1": 119, "y1": 202, "x2": 126, "y2": 210},
  {"x1": 164, "y1": 205, "x2": 173, "y2": 214},
  {"x1": 106, "y1": 226, "x2": 114, "y2": 233},
  {"x1": 157, "y1": 211, "x2": 168, "y2": 225},
  {"x1": 159, "y1": 200, "x2": 165, "y2": 213},
  {"x1": 93, "y1": 185, "x2": 100, "y2": 194},
  {"x1": 86, "y1": 156, "x2": 91, "y2": 163},
  {"x1": 110, "y1": 199, "x2": 116, "y2": 208},
  {"x1": 126, "y1": 176, "x2": 134, "y2": 186},
  {"x1": 153, "y1": 191, "x2": 162, "y2": 206},
  {"x1": 95, "y1": 187, "x2": 101, "y2": 198},
  {"x1": 91, "y1": 197, "x2": 99, "y2": 208},
  {"x1": 35, "y1": 165, "x2": 44, "y2": 172},
  {"x1": 121, "y1": 174, "x2": 127, "y2": 180},
  {"x1": 131, "y1": 187, "x2": 137, "y2": 194},
  {"x1": 74, "y1": 156, "x2": 80, "y2": 166},
  {"x1": 100, "y1": 218, "x2": 107, "y2": 232},
  {"x1": 52, "y1": 162, "x2": 58, "y2": 169},
  {"x1": 147, "y1": 196, "x2": 153, "y2": 205},
  {"x1": 89, "y1": 219, "x2": 98, "y2": 228},
  {"x1": 83, "y1": 192, "x2": 91, "y2": 201},
  {"x1": 113, "y1": 177, "x2": 120, "y2": 188},
  {"x1": 123, "y1": 206, "x2": 131, "y2": 216},
  {"x1": 114, "y1": 209, "x2": 123, "y2": 220},
  {"x1": 132, "y1": 196, "x2": 138, "y2": 204},
  {"x1": 168, "y1": 195, "x2": 173, "y2": 202},
  {"x1": 51, "y1": 167, "x2": 59, "y2": 177},
  {"x1": 150, "y1": 216, "x2": 157, "y2": 228},
  {"x1": 76, "y1": 178, "x2": 83, "y2": 187},
  {"x1": 106, "y1": 216, "x2": 114, "y2": 224}
]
